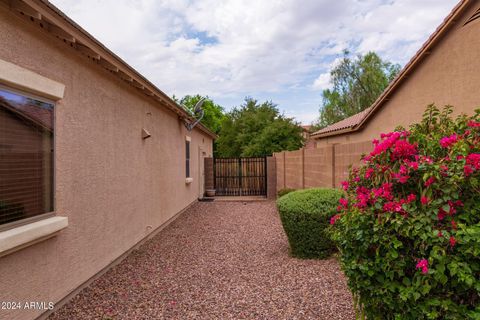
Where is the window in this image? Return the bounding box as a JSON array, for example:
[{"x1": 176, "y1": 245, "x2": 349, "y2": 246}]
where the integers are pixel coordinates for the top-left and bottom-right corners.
[
  {"x1": 185, "y1": 137, "x2": 191, "y2": 178},
  {"x1": 0, "y1": 87, "x2": 54, "y2": 227}
]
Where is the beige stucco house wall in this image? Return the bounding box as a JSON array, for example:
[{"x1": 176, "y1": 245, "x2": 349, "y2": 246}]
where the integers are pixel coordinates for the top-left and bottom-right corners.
[
  {"x1": 314, "y1": 1, "x2": 480, "y2": 147},
  {"x1": 0, "y1": 2, "x2": 214, "y2": 319}
]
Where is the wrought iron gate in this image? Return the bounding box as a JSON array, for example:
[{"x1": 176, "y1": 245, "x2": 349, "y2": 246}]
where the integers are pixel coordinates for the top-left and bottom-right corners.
[{"x1": 214, "y1": 157, "x2": 267, "y2": 196}]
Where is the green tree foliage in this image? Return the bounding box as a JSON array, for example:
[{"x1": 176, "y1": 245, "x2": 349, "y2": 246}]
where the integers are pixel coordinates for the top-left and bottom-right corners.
[
  {"x1": 174, "y1": 94, "x2": 225, "y2": 134},
  {"x1": 216, "y1": 98, "x2": 304, "y2": 157},
  {"x1": 316, "y1": 51, "x2": 401, "y2": 129}
]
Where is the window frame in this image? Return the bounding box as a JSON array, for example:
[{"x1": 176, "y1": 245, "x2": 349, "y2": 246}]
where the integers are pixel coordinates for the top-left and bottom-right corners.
[
  {"x1": 0, "y1": 84, "x2": 56, "y2": 232},
  {"x1": 185, "y1": 136, "x2": 191, "y2": 179}
]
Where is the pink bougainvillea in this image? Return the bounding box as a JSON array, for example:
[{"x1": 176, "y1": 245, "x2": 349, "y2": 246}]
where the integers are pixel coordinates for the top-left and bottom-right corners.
[
  {"x1": 329, "y1": 106, "x2": 480, "y2": 318},
  {"x1": 467, "y1": 120, "x2": 480, "y2": 127},
  {"x1": 440, "y1": 134, "x2": 459, "y2": 148},
  {"x1": 330, "y1": 214, "x2": 341, "y2": 225},
  {"x1": 449, "y1": 236, "x2": 456, "y2": 247},
  {"x1": 392, "y1": 140, "x2": 418, "y2": 159},
  {"x1": 466, "y1": 153, "x2": 480, "y2": 169},
  {"x1": 421, "y1": 196, "x2": 429, "y2": 205},
  {"x1": 424, "y1": 177, "x2": 436, "y2": 187},
  {"x1": 416, "y1": 259, "x2": 429, "y2": 274}
]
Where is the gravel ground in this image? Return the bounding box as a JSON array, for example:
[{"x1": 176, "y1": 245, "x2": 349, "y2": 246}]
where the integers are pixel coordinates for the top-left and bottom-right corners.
[{"x1": 49, "y1": 201, "x2": 355, "y2": 320}]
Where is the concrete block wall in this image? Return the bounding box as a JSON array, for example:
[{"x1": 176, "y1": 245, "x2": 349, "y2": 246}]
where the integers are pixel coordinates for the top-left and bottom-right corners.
[
  {"x1": 334, "y1": 140, "x2": 372, "y2": 187},
  {"x1": 284, "y1": 149, "x2": 304, "y2": 190},
  {"x1": 266, "y1": 157, "x2": 277, "y2": 199},
  {"x1": 304, "y1": 146, "x2": 334, "y2": 189},
  {"x1": 274, "y1": 140, "x2": 373, "y2": 193},
  {"x1": 274, "y1": 152, "x2": 285, "y2": 190}
]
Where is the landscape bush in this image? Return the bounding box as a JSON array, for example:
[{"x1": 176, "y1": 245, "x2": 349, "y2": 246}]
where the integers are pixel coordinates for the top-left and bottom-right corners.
[
  {"x1": 277, "y1": 188, "x2": 343, "y2": 259},
  {"x1": 277, "y1": 188, "x2": 296, "y2": 198},
  {"x1": 330, "y1": 106, "x2": 480, "y2": 319}
]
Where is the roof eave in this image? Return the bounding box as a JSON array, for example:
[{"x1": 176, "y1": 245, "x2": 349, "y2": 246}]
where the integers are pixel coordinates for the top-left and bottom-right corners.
[
  {"x1": 311, "y1": 127, "x2": 355, "y2": 139},
  {"x1": 312, "y1": 0, "x2": 471, "y2": 140},
  {"x1": 352, "y1": 0, "x2": 470, "y2": 133},
  {"x1": 4, "y1": 0, "x2": 216, "y2": 140}
]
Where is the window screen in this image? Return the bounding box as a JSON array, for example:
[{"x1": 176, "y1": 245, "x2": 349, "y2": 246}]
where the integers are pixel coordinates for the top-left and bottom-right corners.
[
  {"x1": 186, "y1": 140, "x2": 190, "y2": 178},
  {"x1": 0, "y1": 88, "x2": 54, "y2": 226}
]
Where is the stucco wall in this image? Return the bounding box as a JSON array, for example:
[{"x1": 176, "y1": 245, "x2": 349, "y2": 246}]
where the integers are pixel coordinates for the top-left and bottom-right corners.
[
  {"x1": 315, "y1": 3, "x2": 480, "y2": 147},
  {"x1": 0, "y1": 7, "x2": 213, "y2": 320}
]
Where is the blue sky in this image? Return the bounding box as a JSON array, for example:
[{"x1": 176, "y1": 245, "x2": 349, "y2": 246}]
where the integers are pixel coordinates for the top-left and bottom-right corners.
[{"x1": 51, "y1": 0, "x2": 458, "y2": 124}]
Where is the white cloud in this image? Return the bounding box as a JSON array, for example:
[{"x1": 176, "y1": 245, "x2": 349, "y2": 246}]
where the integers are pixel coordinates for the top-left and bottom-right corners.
[
  {"x1": 312, "y1": 73, "x2": 331, "y2": 91},
  {"x1": 50, "y1": 0, "x2": 459, "y2": 118}
]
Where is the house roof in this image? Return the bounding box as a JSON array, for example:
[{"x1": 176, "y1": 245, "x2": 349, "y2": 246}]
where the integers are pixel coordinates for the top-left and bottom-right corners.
[
  {"x1": 311, "y1": 0, "x2": 474, "y2": 139},
  {"x1": 1, "y1": 0, "x2": 216, "y2": 139},
  {"x1": 311, "y1": 107, "x2": 372, "y2": 137},
  {"x1": 301, "y1": 125, "x2": 312, "y2": 132},
  {"x1": 0, "y1": 96, "x2": 53, "y2": 131}
]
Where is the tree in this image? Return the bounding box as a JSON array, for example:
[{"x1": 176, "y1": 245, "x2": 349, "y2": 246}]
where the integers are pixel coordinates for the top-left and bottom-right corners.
[
  {"x1": 174, "y1": 94, "x2": 225, "y2": 134},
  {"x1": 216, "y1": 98, "x2": 304, "y2": 157},
  {"x1": 315, "y1": 51, "x2": 401, "y2": 129}
]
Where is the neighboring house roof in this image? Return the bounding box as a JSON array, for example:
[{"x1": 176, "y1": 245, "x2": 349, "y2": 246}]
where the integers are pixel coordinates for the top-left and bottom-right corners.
[
  {"x1": 311, "y1": 0, "x2": 474, "y2": 139},
  {"x1": 311, "y1": 107, "x2": 372, "y2": 137},
  {"x1": 301, "y1": 125, "x2": 312, "y2": 132},
  {"x1": 0, "y1": 97, "x2": 53, "y2": 131},
  {"x1": 3, "y1": 0, "x2": 216, "y2": 139}
]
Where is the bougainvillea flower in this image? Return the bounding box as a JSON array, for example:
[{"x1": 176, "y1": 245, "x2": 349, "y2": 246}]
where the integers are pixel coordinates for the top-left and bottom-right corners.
[
  {"x1": 416, "y1": 259, "x2": 429, "y2": 274},
  {"x1": 451, "y1": 220, "x2": 458, "y2": 230},
  {"x1": 339, "y1": 198, "x2": 348, "y2": 208},
  {"x1": 420, "y1": 156, "x2": 434, "y2": 164},
  {"x1": 406, "y1": 160, "x2": 419, "y2": 170},
  {"x1": 407, "y1": 194, "x2": 416, "y2": 203},
  {"x1": 467, "y1": 120, "x2": 480, "y2": 127},
  {"x1": 393, "y1": 172, "x2": 409, "y2": 184},
  {"x1": 464, "y1": 165, "x2": 474, "y2": 177},
  {"x1": 449, "y1": 236, "x2": 456, "y2": 247},
  {"x1": 365, "y1": 168, "x2": 374, "y2": 179},
  {"x1": 437, "y1": 231, "x2": 443, "y2": 237},
  {"x1": 466, "y1": 153, "x2": 480, "y2": 170},
  {"x1": 341, "y1": 181, "x2": 349, "y2": 191},
  {"x1": 439, "y1": 134, "x2": 458, "y2": 148},
  {"x1": 383, "y1": 201, "x2": 403, "y2": 213},
  {"x1": 392, "y1": 140, "x2": 417, "y2": 159},
  {"x1": 424, "y1": 177, "x2": 436, "y2": 187},
  {"x1": 437, "y1": 208, "x2": 447, "y2": 221},
  {"x1": 421, "y1": 196, "x2": 429, "y2": 205},
  {"x1": 330, "y1": 214, "x2": 341, "y2": 225}
]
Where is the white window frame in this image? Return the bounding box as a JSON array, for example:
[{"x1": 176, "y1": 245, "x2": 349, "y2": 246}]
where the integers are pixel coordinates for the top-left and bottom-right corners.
[{"x1": 0, "y1": 58, "x2": 67, "y2": 257}]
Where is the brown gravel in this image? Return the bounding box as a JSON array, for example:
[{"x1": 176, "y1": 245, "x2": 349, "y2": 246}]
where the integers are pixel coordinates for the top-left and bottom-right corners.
[{"x1": 48, "y1": 201, "x2": 355, "y2": 320}]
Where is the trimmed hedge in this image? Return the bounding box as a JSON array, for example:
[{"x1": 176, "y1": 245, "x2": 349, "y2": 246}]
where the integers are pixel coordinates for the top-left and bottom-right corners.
[
  {"x1": 277, "y1": 188, "x2": 343, "y2": 259},
  {"x1": 277, "y1": 188, "x2": 296, "y2": 198}
]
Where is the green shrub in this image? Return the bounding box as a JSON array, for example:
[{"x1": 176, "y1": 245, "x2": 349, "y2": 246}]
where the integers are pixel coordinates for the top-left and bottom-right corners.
[
  {"x1": 277, "y1": 188, "x2": 296, "y2": 198},
  {"x1": 277, "y1": 188, "x2": 343, "y2": 259},
  {"x1": 331, "y1": 106, "x2": 480, "y2": 319}
]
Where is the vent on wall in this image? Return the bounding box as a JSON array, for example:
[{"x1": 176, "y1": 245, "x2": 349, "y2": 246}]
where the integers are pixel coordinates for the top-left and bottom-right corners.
[{"x1": 464, "y1": 7, "x2": 480, "y2": 26}]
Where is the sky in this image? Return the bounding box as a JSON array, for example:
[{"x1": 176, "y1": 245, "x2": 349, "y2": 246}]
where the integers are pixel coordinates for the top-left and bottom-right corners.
[{"x1": 50, "y1": 0, "x2": 459, "y2": 124}]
